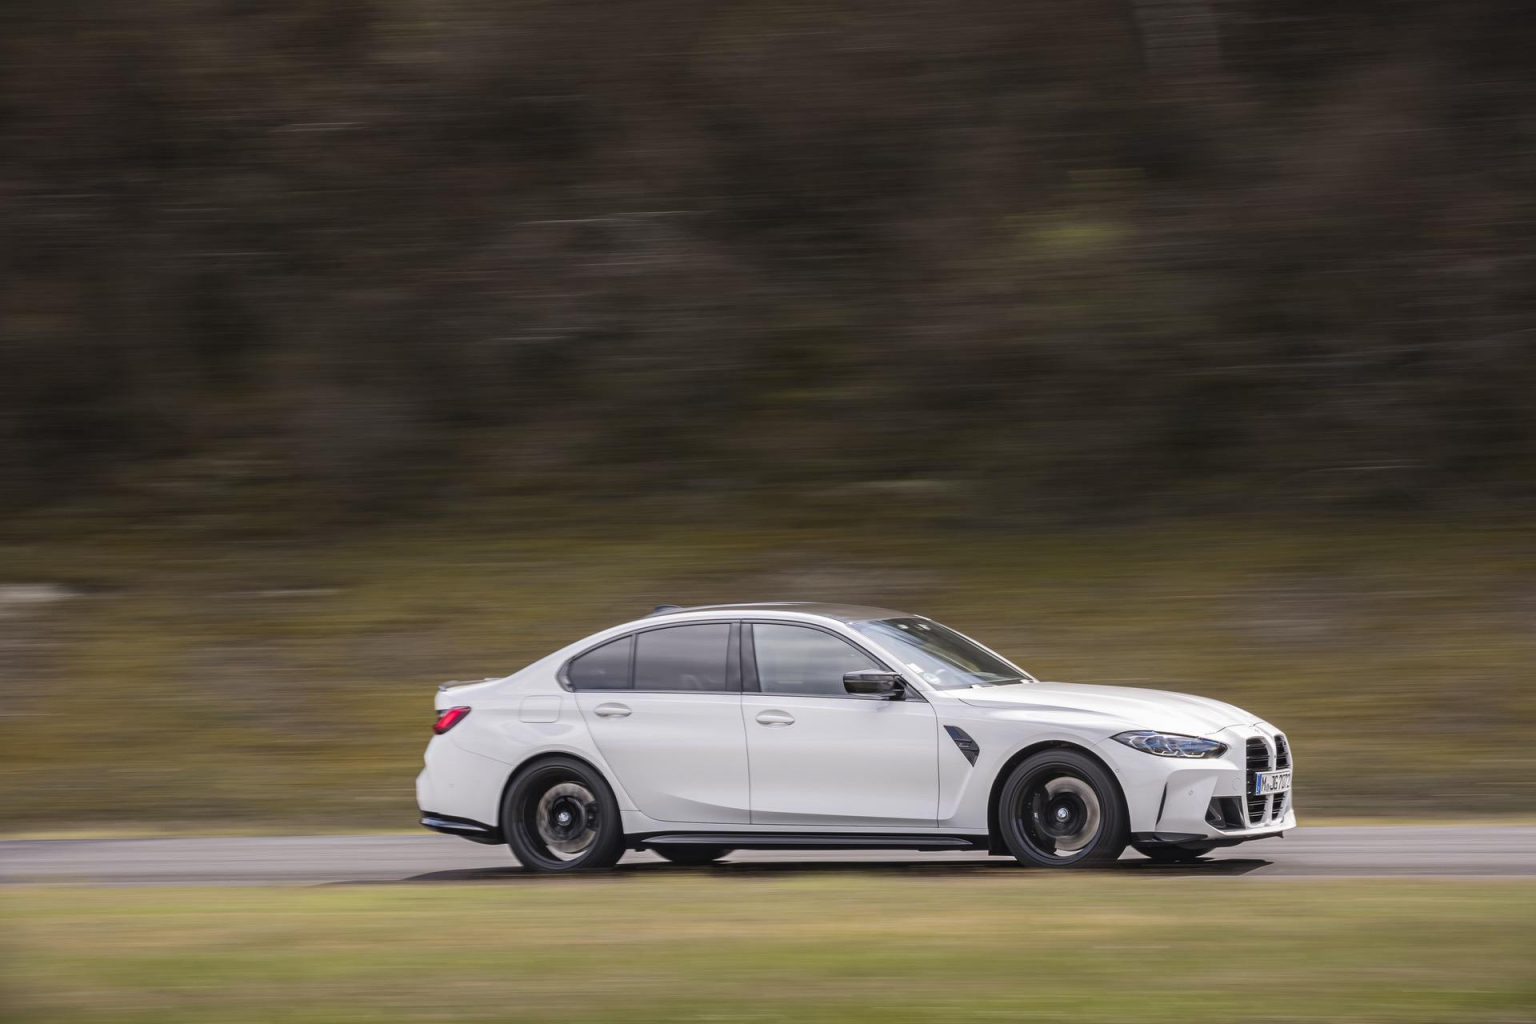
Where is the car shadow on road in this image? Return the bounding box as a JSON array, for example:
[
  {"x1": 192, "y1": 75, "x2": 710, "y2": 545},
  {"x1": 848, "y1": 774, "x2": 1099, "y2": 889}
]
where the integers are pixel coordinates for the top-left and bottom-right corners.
[{"x1": 338, "y1": 856, "x2": 1274, "y2": 886}]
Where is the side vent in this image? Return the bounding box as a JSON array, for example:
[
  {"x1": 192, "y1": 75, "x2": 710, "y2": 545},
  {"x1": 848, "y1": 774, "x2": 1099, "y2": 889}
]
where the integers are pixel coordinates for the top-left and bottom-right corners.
[{"x1": 943, "y1": 726, "x2": 980, "y2": 765}]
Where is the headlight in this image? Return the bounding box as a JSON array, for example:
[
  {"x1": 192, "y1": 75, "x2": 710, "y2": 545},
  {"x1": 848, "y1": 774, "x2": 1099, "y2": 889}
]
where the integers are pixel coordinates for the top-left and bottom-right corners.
[{"x1": 1113, "y1": 731, "x2": 1228, "y2": 759}]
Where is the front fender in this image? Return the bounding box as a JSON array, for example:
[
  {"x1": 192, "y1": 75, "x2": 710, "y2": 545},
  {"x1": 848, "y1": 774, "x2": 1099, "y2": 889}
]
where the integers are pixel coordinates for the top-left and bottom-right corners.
[{"x1": 936, "y1": 712, "x2": 1133, "y2": 830}]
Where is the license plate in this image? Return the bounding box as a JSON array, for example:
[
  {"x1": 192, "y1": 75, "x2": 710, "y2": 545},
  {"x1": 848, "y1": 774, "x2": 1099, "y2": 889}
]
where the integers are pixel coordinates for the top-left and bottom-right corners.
[{"x1": 1254, "y1": 769, "x2": 1292, "y2": 796}]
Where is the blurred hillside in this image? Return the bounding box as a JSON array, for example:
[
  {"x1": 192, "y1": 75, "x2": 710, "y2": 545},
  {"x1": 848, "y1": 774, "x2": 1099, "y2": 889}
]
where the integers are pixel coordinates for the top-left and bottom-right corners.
[{"x1": 3, "y1": 0, "x2": 1534, "y2": 518}]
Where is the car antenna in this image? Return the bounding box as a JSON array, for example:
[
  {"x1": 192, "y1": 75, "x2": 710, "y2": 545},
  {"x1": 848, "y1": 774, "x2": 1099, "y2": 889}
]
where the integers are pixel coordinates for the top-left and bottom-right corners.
[{"x1": 648, "y1": 604, "x2": 684, "y2": 616}]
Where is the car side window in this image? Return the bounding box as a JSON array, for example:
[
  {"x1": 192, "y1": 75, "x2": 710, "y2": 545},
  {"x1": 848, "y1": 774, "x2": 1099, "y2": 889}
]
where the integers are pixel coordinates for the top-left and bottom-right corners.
[
  {"x1": 634, "y1": 623, "x2": 733, "y2": 692},
  {"x1": 752, "y1": 623, "x2": 881, "y2": 697},
  {"x1": 566, "y1": 635, "x2": 634, "y2": 690}
]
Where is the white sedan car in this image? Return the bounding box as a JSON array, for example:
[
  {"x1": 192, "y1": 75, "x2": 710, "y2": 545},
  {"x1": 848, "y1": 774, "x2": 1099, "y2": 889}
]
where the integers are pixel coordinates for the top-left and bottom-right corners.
[{"x1": 417, "y1": 603, "x2": 1294, "y2": 871}]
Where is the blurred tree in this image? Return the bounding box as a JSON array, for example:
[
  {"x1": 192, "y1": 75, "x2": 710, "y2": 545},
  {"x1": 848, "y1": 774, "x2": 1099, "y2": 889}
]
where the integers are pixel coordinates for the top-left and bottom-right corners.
[{"x1": 1, "y1": 0, "x2": 1532, "y2": 519}]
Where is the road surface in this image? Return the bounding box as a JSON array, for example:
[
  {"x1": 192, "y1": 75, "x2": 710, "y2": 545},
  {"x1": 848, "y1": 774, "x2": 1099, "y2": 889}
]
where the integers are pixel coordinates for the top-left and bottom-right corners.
[{"x1": 2, "y1": 826, "x2": 1532, "y2": 885}]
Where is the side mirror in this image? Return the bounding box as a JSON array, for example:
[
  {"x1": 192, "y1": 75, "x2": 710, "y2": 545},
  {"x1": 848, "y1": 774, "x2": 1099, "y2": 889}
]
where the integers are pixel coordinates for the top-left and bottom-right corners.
[{"x1": 843, "y1": 670, "x2": 905, "y2": 698}]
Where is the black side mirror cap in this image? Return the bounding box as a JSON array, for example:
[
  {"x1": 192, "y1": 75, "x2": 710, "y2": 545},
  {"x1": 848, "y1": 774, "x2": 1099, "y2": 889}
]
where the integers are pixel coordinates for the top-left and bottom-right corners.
[{"x1": 843, "y1": 670, "x2": 905, "y2": 698}]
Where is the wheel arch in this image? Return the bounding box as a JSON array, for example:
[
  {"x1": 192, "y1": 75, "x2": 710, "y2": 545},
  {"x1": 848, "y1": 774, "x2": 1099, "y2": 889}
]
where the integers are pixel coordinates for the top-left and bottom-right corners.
[
  {"x1": 496, "y1": 750, "x2": 621, "y2": 834},
  {"x1": 984, "y1": 740, "x2": 1127, "y2": 855}
]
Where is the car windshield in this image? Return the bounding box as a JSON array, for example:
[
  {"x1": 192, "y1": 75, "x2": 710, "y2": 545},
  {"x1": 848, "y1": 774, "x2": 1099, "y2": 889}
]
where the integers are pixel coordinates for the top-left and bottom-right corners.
[{"x1": 850, "y1": 617, "x2": 1032, "y2": 690}]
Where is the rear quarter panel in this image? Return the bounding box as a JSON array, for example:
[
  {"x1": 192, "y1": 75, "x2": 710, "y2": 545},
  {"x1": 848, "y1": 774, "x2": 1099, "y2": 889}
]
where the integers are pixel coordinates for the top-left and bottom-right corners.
[{"x1": 420, "y1": 662, "x2": 640, "y2": 824}]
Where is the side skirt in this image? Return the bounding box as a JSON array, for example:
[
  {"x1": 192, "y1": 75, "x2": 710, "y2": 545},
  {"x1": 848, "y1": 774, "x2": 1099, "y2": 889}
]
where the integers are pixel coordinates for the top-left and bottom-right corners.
[{"x1": 633, "y1": 832, "x2": 990, "y2": 852}]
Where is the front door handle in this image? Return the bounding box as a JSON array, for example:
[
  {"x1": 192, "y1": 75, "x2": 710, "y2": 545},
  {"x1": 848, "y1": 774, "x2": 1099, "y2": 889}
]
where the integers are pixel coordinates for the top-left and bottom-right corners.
[
  {"x1": 593, "y1": 703, "x2": 632, "y2": 718},
  {"x1": 755, "y1": 709, "x2": 795, "y2": 726}
]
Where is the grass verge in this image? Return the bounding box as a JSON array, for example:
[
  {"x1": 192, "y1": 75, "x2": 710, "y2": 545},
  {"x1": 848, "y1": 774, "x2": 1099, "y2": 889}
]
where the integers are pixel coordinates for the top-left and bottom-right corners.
[
  {"x1": 3, "y1": 876, "x2": 1534, "y2": 1023},
  {"x1": 2, "y1": 517, "x2": 1533, "y2": 826}
]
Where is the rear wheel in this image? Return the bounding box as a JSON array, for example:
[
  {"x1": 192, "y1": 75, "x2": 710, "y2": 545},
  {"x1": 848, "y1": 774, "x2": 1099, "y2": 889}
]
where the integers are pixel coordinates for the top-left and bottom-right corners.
[
  {"x1": 504, "y1": 757, "x2": 626, "y2": 873},
  {"x1": 1133, "y1": 842, "x2": 1215, "y2": 863},
  {"x1": 651, "y1": 845, "x2": 733, "y2": 866},
  {"x1": 996, "y1": 749, "x2": 1128, "y2": 868}
]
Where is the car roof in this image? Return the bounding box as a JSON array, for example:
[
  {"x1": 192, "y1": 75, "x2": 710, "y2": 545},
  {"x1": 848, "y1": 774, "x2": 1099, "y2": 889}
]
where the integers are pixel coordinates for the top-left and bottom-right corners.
[{"x1": 643, "y1": 601, "x2": 911, "y2": 624}]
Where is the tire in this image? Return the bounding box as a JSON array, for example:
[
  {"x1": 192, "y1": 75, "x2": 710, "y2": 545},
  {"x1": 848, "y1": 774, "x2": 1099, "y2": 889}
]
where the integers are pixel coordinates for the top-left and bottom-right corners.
[
  {"x1": 651, "y1": 845, "x2": 733, "y2": 866},
  {"x1": 503, "y1": 756, "x2": 626, "y2": 873},
  {"x1": 996, "y1": 749, "x2": 1129, "y2": 868},
  {"x1": 1133, "y1": 843, "x2": 1215, "y2": 863}
]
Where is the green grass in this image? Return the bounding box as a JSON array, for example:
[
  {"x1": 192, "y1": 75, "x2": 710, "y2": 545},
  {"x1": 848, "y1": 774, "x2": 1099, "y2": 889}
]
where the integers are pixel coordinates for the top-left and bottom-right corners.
[
  {"x1": 1, "y1": 516, "x2": 1533, "y2": 827},
  {"x1": 4, "y1": 877, "x2": 1534, "y2": 1023}
]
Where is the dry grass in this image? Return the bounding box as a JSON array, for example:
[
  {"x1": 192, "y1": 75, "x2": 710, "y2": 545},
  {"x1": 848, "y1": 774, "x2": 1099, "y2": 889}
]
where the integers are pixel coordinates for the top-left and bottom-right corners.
[
  {"x1": 3, "y1": 876, "x2": 1534, "y2": 1023},
  {"x1": 1, "y1": 517, "x2": 1533, "y2": 828}
]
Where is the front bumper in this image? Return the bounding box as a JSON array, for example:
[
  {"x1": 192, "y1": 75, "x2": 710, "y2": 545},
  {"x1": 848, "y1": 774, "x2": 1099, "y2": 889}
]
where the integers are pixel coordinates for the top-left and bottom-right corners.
[
  {"x1": 1130, "y1": 815, "x2": 1294, "y2": 850},
  {"x1": 1099, "y1": 722, "x2": 1296, "y2": 842}
]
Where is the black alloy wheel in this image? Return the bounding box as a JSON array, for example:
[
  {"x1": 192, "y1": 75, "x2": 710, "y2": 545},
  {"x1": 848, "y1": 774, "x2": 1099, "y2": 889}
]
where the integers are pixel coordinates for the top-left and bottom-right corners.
[
  {"x1": 504, "y1": 757, "x2": 626, "y2": 873},
  {"x1": 997, "y1": 749, "x2": 1129, "y2": 867}
]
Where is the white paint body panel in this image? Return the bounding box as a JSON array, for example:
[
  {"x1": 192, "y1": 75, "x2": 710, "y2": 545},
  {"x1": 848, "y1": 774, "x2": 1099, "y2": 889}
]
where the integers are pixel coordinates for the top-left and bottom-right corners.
[
  {"x1": 741, "y1": 693, "x2": 937, "y2": 826},
  {"x1": 416, "y1": 605, "x2": 1296, "y2": 848},
  {"x1": 575, "y1": 691, "x2": 750, "y2": 823}
]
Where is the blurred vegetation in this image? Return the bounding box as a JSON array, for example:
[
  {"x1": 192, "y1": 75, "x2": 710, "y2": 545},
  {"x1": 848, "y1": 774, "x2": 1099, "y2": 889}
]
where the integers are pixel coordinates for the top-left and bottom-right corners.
[
  {"x1": 2, "y1": 0, "x2": 1534, "y2": 516},
  {"x1": 1, "y1": 517, "x2": 1531, "y2": 827},
  {"x1": 6, "y1": 877, "x2": 1535, "y2": 1022}
]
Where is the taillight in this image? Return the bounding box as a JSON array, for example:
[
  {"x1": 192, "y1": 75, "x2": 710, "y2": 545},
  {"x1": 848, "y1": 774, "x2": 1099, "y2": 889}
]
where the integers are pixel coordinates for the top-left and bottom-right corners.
[{"x1": 434, "y1": 706, "x2": 471, "y2": 734}]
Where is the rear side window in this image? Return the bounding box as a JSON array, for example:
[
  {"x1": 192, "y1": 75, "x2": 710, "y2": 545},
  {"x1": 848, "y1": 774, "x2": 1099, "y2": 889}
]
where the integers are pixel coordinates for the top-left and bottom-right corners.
[
  {"x1": 566, "y1": 635, "x2": 633, "y2": 690},
  {"x1": 634, "y1": 624, "x2": 732, "y2": 692},
  {"x1": 752, "y1": 623, "x2": 880, "y2": 697}
]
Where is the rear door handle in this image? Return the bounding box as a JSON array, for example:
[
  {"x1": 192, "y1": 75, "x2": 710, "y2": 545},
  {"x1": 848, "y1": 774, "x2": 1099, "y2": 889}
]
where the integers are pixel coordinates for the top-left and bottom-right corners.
[
  {"x1": 755, "y1": 710, "x2": 795, "y2": 726},
  {"x1": 593, "y1": 703, "x2": 632, "y2": 718}
]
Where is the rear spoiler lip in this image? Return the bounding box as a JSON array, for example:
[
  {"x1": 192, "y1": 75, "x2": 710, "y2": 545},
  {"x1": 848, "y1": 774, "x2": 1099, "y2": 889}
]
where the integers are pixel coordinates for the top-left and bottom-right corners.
[{"x1": 437, "y1": 677, "x2": 498, "y2": 693}]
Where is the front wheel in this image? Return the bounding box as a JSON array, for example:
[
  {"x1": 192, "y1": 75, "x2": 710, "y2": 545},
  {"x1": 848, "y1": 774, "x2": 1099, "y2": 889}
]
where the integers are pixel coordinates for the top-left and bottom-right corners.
[
  {"x1": 504, "y1": 757, "x2": 626, "y2": 873},
  {"x1": 996, "y1": 749, "x2": 1128, "y2": 868}
]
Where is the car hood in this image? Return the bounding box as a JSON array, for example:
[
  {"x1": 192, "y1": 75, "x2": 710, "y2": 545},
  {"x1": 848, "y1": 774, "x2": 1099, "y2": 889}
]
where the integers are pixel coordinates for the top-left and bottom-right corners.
[{"x1": 955, "y1": 681, "x2": 1260, "y2": 735}]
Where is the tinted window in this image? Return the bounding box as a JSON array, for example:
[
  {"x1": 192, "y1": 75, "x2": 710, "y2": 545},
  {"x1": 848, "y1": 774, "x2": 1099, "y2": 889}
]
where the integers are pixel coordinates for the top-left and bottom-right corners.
[
  {"x1": 752, "y1": 624, "x2": 880, "y2": 697},
  {"x1": 566, "y1": 635, "x2": 633, "y2": 690},
  {"x1": 634, "y1": 624, "x2": 732, "y2": 692}
]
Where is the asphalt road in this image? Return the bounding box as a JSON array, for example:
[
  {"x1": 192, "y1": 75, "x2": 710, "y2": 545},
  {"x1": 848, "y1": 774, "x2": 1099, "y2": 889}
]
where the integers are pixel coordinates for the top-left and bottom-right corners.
[{"x1": 2, "y1": 826, "x2": 1532, "y2": 885}]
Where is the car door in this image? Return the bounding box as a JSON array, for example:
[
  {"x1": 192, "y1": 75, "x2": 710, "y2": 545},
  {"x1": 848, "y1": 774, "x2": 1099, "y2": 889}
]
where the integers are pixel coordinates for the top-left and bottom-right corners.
[
  {"x1": 741, "y1": 622, "x2": 938, "y2": 827},
  {"x1": 570, "y1": 621, "x2": 750, "y2": 824}
]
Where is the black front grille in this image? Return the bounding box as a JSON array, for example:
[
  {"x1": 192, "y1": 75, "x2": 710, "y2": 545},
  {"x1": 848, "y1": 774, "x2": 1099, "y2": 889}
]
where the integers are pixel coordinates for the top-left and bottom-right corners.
[
  {"x1": 1245, "y1": 737, "x2": 1271, "y2": 824},
  {"x1": 1271, "y1": 734, "x2": 1291, "y2": 818}
]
